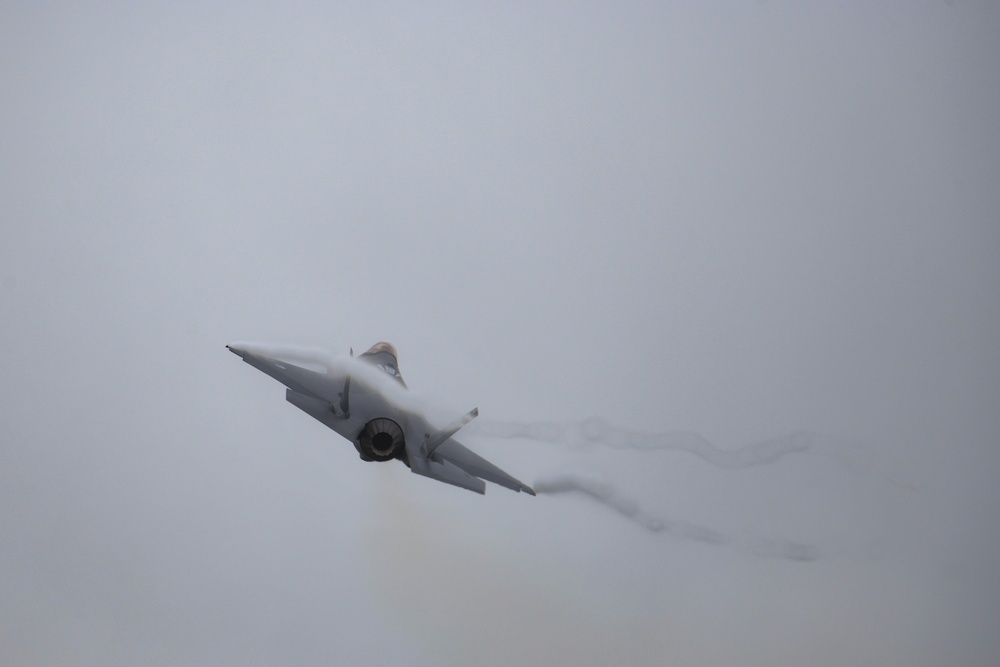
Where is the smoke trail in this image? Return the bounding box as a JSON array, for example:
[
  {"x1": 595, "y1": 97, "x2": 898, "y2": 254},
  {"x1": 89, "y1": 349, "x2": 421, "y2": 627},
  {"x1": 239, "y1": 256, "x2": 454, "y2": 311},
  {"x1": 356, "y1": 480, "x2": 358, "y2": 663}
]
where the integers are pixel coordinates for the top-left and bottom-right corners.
[
  {"x1": 478, "y1": 417, "x2": 812, "y2": 469},
  {"x1": 534, "y1": 470, "x2": 674, "y2": 534},
  {"x1": 534, "y1": 470, "x2": 820, "y2": 561}
]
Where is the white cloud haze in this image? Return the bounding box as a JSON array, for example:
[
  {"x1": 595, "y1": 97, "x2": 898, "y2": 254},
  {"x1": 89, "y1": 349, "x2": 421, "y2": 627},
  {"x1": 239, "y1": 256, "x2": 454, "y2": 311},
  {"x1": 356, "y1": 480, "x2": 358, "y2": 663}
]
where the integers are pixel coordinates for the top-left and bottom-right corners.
[{"x1": 2, "y1": 2, "x2": 998, "y2": 665}]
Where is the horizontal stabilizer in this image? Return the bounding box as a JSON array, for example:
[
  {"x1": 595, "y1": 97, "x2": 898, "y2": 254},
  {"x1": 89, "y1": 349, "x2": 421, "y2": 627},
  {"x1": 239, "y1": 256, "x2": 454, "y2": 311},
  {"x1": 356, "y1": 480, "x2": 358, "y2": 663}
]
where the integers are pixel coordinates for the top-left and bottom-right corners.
[{"x1": 410, "y1": 456, "x2": 487, "y2": 494}]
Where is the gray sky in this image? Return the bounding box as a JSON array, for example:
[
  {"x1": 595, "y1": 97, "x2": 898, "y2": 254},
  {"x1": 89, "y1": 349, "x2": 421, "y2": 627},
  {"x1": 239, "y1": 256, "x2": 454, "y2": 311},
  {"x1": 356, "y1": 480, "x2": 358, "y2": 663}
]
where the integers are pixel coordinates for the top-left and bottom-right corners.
[{"x1": 2, "y1": 2, "x2": 998, "y2": 665}]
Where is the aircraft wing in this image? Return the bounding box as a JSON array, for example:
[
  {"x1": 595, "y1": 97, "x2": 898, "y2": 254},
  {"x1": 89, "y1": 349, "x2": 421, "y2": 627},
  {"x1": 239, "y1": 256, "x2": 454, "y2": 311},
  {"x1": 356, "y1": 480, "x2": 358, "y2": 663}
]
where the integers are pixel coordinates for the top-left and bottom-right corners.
[
  {"x1": 227, "y1": 345, "x2": 343, "y2": 405},
  {"x1": 433, "y1": 438, "x2": 535, "y2": 495},
  {"x1": 404, "y1": 413, "x2": 535, "y2": 495}
]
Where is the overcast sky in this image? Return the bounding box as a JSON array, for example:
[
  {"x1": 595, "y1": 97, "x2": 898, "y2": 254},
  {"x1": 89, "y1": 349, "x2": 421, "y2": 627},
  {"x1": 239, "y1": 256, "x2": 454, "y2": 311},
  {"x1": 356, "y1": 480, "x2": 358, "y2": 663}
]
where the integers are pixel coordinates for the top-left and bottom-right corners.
[{"x1": 2, "y1": 2, "x2": 998, "y2": 665}]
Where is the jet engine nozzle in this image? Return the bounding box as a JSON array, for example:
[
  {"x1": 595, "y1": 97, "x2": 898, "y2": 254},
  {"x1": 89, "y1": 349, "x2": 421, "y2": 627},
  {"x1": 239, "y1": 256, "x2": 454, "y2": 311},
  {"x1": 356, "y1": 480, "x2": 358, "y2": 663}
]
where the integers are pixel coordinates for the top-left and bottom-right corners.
[{"x1": 358, "y1": 418, "x2": 405, "y2": 462}]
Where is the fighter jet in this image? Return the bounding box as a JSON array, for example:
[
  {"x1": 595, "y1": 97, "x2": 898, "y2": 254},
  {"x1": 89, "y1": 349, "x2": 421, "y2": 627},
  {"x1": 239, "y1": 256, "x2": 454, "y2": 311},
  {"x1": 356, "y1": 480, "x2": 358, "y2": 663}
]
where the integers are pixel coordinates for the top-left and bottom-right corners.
[{"x1": 227, "y1": 342, "x2": 535, "y2": 496}]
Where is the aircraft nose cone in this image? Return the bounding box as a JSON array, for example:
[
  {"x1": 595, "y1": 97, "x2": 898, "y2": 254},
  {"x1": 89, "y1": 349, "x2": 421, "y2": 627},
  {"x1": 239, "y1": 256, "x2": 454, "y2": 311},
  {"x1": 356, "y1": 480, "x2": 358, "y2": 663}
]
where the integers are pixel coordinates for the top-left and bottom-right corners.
[{"x1": 226, "y1": 344, "x2": 246, "y2": 358}]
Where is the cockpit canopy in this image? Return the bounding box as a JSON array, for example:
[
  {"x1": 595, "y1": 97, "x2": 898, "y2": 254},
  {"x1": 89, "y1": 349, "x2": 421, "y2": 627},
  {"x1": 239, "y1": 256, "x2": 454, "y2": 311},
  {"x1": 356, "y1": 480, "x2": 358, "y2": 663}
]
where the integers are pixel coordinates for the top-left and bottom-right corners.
[
  {"x1": 363, "y1": 341, "x2": 398, "y2": 357},
  {"x1": 358, "y1": 341, "x2": 406, "y2": 386}
]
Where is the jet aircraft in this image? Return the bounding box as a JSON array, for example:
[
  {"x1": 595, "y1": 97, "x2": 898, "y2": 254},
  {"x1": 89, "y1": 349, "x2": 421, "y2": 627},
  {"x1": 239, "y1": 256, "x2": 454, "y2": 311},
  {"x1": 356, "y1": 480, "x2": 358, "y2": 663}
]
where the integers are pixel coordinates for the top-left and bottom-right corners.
[{"x1": 228, "y1": 342, "x2": 535, "y2": 496}]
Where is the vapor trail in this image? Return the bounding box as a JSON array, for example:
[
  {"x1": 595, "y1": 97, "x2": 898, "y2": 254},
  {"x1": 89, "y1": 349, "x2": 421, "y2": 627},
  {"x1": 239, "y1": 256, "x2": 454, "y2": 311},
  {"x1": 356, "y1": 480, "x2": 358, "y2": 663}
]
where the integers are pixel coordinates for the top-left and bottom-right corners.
[
  {"x1": 534, "y1": 470, "x2": 820, "y2": 562},
  {"x1": 478, "y1": 417, "x2": 812, "y2": 469}
]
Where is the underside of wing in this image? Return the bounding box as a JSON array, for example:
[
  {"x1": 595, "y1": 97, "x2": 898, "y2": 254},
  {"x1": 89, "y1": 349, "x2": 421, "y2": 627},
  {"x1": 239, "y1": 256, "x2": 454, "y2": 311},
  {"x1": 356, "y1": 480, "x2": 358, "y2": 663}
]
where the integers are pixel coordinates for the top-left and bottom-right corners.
[
  {"x1": 229, "y1": 346, "x2": 344, "y2": 404},
  {"x1": 432, "y1": 439, "x2": 535, "y2": 495}
]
